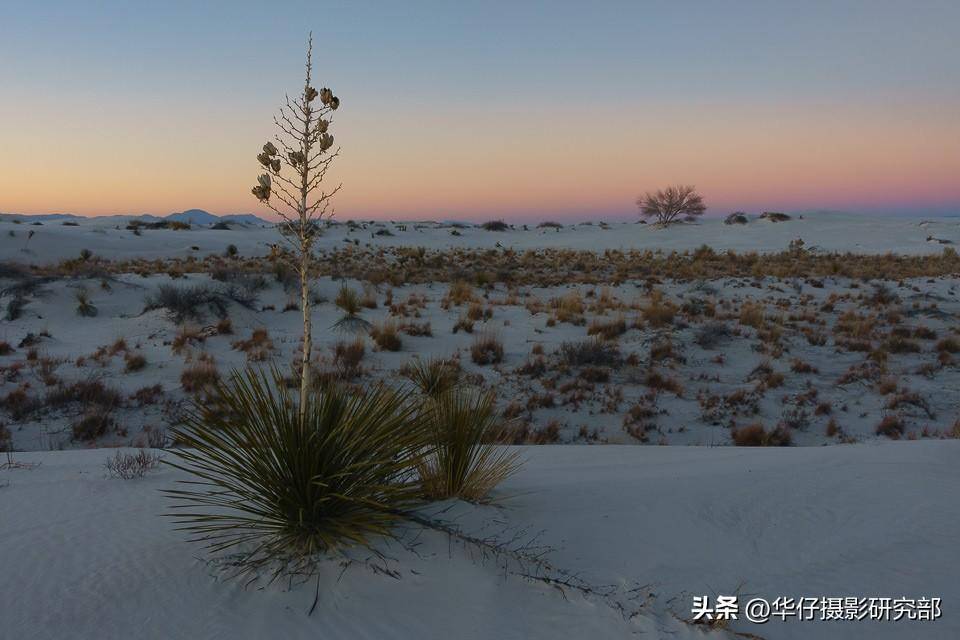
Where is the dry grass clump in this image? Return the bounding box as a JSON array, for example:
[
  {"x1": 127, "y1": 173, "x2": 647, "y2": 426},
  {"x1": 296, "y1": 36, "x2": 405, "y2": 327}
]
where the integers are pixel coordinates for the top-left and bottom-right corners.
[
  {"x1": 370, "y1": 320, "x2": 403, "y2": 351},
  {"x1": 587, "y1": 315, "x2": 627, "y2": 340},
  {"x1": 731, "y1": 423, "x2": 792, "y2": 446},
  {"x1": 694, "y1": 321, "x2": 731, "y2": 349},
  {"x1": 232, "y1": 327, "x2": 275, "y2": 362},
  {"x1": 560, "y1": 338, "x2": 621, "y2": 367},
  {"x1": 875, "y1": 414, "x2": 905, "y2": 439},
  {"x1": 418, "y1": 389, "x2": 519, "y2": 502},
  {"x1": 444, "y1": 281, "x2": 476, "y2": 307},
  {"x1": 172, "y1": 325, "x2": 206, "y2": 355},
  {"x1": 71, "y1": 410, "x2": 117, "y2": 442},
  {"x1": 738, "y1": 301, "x2": 765, "y2": 329},
  {"x1": 400, "y1": 321, "x2": 433, "y2": 337},
  {"x1": 131, "y1": 384, "x2": 165, "y2": 406},
  {"x1": 471, "y1": 332, "x2": 504, "y2": 365},
  {"x1": 124, "y1": 352, "x2": 147, "y2": 372},
  {"x1": 640, "y1": 289, "x2": 676, "y2": 327},
  {"x1": 551, "y1": 291, "x2": 586, "y2": 325},
  {"x1": 935, "y1": 337, "x2": 959, "y2": 354},
  {"x1": 180, "y1": 355, "x2": 220, "y2": 394},
  {"x1": 332, "y1": 338, "x2": 366, "y2": 379},
  {"x1": 644, "y1": 370, "x2": 684, "y2": 396},
  {"x1": 1, "y1": 386, "x2": 41, "y2": 421}
]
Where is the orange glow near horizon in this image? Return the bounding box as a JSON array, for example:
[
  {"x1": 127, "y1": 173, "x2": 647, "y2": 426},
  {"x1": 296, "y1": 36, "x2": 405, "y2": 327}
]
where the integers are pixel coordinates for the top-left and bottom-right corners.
[{"x1": 4, "y1": 100, "x2": 958, "y2": 220}]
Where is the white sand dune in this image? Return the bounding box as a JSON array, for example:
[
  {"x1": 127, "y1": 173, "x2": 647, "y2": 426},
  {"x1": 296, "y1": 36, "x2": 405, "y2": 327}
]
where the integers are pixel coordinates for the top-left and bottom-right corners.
[
  {"x1": 2, "y1": 441, "x2": 957, "y2": 640},
  {"x1": 1, "y1": 212, "x2": 958, "y2": 264}
]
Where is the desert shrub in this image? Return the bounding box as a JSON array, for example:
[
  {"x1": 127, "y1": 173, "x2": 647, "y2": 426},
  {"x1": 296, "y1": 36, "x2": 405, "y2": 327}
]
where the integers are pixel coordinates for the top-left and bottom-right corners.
[
  {"x1": 759, "y1": 211, "x2": 791, "y2": 222},
  {"x1": 419, "y1": 389, "x2": 519, "y2": 502},
  {"x1": 936, "y1": 337, "x2": 960, "y2": 354},
  {"x1": 332, "y1": 338, "x2": 365, "y2": 378},
  {"x1": 47, "y1": 379, "x2": 123, "y2": 410},
  {"x1": 884, "y1": 335, "x2": 921, "y2": 354},
  {"x1": 739, "y1": 301, "x2": 766, "y2": 329},
  {"x1": 180, "y1": 358, "x2": 220, "y2": 394},
  {"x1": 559, "y1": 338, "x2": 621, "y2": 367},
  {"x1": 1, "y1": 387, "x2": 41, "y2": 421},
  {"x1": 5, "y1": 294, "x2": 26, "y2": 321},
  {"x1": 400, "y1": 321, "x2": 432, "y2": 337},
  {"x1": 480, "y1": 220, "x2": 509, "y2": 231},
  {"x1": 0, "y1": 423, "x2": 10, "y2": 451},
  {"x1": 105, "y1": 449, "x2": 162, "y2": 479},
  {"x1": 470, "y1": 332, "x2": 504, "y2": 365},
  {"x1": 0, "y1": 341, "x2": 13, "y2": 356},
  {"x1": 636, "y1": 185, "x2": 706, "y2": 224},
  {"x1": 131, "y1": 384, "x2": 164, "y2": 406},
  {"x1": 402, "y1": 358, "x2": 461, "y2": 397},
  {"x1": 232, "y1": 328, "x2": 275, "y2": 362},
  {"x1": 694, "y1": 321, "x2": 730, "y2": 349},
  {"x1": 875, "y1": 415, "x2": 905, "y2": 439},
  {"x1": 587, "y1": 315, "x2": 627, "y2": 340},
  {"x1": 641, "y1": 290, "x2": 676, "y2": 327},
  {"x1": 144, "y1": 284, "x2": 243, "y2": 323},
  {"x1": 370, "y1": 321, "x2": 402, "y2": 351},
  {"x1": 445, "y1": 281, "x2": 475, "y2": 306},
  {"x1": 731, "y1": 423, "x2": 792, "y2": 446},
  {"x1": 164, "y1": 370, "x2": 430, "y2": 574},
  {"x1": 537, "y1": 221, "x2": 563, "y2": 229},
  {"x1": 71, "y1": 409, "x2": 116, "y2": 442},
  {"x1": 724, "y1": 212, "x2": 748, "y2": 225},
  {"x1": 124, "y1": 352, "x2": 147, "y2": 372}
]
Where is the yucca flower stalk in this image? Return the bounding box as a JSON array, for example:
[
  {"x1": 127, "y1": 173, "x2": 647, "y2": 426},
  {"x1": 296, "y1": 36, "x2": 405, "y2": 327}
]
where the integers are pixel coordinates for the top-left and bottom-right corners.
[{"x1": 251, "y1": 34, "x2": 341, "y2": 421}]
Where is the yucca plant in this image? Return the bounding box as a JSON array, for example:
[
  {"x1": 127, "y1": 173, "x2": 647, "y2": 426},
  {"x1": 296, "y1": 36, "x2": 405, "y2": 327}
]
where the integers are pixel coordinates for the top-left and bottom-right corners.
[
  {"x1": 403, "y1": 357, "x2": 461, "y2": 397},
  {"x1": 333, "y1": 284, "x2": 370, "y2": 333},
  {"x1": 419, "y1": 389, "x2": 520, "y2": 502},
  {"x1": 165, "y1": 368, "x2": 431, "y2": 576}
]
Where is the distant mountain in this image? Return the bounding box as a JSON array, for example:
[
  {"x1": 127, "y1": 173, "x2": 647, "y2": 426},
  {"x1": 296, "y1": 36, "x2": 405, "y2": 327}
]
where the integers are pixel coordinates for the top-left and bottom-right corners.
[
  {"x1": 166, "y1": 209, "x2": 220, "y2": 225},
  {"x1": 221, "y1": 213, "x2": 272, "y2": 226}
]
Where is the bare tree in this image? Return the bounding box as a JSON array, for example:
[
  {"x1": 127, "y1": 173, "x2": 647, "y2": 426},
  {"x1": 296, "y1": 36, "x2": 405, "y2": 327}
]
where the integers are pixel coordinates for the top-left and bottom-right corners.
[
  {"x1": 251, "y1": 34, "x2": 340, "y2": 418},
  {"x1": 636, "y1": 185, "x2": 705, "y2": 225}
]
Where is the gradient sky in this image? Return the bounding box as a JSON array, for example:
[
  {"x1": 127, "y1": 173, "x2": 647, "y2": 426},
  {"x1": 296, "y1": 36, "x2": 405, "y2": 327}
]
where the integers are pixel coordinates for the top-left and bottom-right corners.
[{"x1": 2, "y1": 1, "x2": 958, "y2": 221}]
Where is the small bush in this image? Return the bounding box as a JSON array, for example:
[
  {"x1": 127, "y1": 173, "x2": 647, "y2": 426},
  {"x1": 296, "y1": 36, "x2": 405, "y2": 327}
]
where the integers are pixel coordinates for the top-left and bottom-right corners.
[
  {"x1": 587, "y1": 316, "x2": 627, "y2": 340},
  {"x1": 105, "y1": 449, "x2": 162, "y2": 479},
  {"x1": 875, "y1": 415, "x2": 905, "y2": 439},
  {"x1": 480, "y1": 220, "x2": 509, "y2": 231},
  {"x1": 759, "y1": 211, "x2": 791, "y2": 222},
  {"x1": 370, "y1": 321, "x2": 402, "y2": 351},
  {"x1": 724, "y1": 212, "x2": 748, "y2": 225},
  {"x1": 471, "y1": 332, "x2": 504, "y2": 365},
  {"x1": 731, "y1": 423, "x2": 792, "y2": 446},
  {"x1": 232, "y1": 328, "x2": 274, "y2": 362},
  {"x1": 559, "y1": 338, "x2": 620, "y2": 367},
  {"x1": 124, "y1": 352, "x2": 147, "y2": 372},
  {"x1": 180, "y1": 358, "x2": 220, "y2": 394},
  {"x1": 72, "y1": 409, "x2": 116, "y2": 442}
]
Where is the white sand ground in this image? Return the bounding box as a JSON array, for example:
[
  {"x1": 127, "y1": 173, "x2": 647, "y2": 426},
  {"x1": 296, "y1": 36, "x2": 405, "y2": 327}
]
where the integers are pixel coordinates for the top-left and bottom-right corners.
[
  {"x1": 1, "y1": 212, "x2": 958, "y2": 639},
  {"x1": 2, "y1": 441, "x2": 957, "y2": 640},
  {"x1": 2, "y1": 212, "x2": 959, "y2": 264}
]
